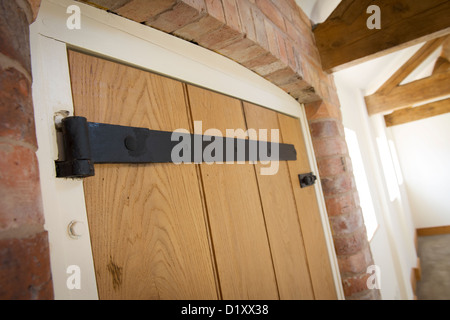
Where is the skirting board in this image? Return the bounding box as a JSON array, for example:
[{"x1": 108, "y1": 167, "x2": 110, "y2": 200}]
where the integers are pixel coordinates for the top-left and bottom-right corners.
[{"x1": 417, "y1": 226, "x2": 450, "y2": 236}]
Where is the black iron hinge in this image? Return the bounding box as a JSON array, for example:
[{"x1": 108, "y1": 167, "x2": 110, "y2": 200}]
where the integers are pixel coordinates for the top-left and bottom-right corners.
[{"x1": 55, "y1": 116, "x2": 298, "y2": 178}]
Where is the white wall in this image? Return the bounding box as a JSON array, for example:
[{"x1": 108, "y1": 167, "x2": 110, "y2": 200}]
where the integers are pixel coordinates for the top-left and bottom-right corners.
[
  {"x1": 334, "y1": 73, "x2": 418, "y2": 300},
  {"x1": 389, "y1": 113, "x2": 450, "y2": 228},
  {"x1": 334, "y1": 79, "x2": 404, "y2": 299}
]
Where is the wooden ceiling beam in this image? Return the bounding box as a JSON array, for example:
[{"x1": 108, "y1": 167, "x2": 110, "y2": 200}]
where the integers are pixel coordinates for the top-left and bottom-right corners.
[
  {"x1": 384, "y1": 98, "x2": 450, "y2": 127},
  {"x1": 377, "y1": 36, "x2": 447, "y2": 94},
  {"x1": 365, "y1": 69, "x2": 450, "y2": 115},
  {"x1": 313, "y1": 0, "x2": 450, "y2": 72}
]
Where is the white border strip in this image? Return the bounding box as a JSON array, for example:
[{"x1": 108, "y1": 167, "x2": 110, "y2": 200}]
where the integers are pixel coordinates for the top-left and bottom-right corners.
[
  {"x1": 31, "y1": 0, "x2": 343, "y2": 300},
  {"x1": 31, "y1": 33, "x2": 98, "y2": 300}
]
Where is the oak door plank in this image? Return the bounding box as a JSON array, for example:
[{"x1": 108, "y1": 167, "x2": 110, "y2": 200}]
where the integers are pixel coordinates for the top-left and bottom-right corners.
[
  {"x1": 68, "y1": 50, "x2": 218, "y2": 300},
  {"x1": 243, "y1": 102, "x2": 314, "y2": 300},
  {"x1": 277, "y1": 114, "x2": 338, "y2": 300},
  {"x1": 186, "y1": 84, "x2": 279, "y2": 300}
]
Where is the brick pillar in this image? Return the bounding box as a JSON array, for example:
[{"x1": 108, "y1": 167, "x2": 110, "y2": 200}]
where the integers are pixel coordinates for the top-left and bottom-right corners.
[
  {"x1": 305, "y1": 100, "x2": 381, "y2": 300},
  {"x1": 0, "y1": 0, "x2": 53, "y2": 299}
]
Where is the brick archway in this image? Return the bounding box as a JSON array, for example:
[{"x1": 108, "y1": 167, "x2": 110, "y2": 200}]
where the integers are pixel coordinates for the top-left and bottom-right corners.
[{"x1": 0, "y1": 0, "x2": 379, "y2": 299}]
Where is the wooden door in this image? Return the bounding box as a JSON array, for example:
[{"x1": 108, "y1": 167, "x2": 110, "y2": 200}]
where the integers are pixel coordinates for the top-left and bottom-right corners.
[{"x1": 68, "y1": 50, "x2": 337, "y2": 300}]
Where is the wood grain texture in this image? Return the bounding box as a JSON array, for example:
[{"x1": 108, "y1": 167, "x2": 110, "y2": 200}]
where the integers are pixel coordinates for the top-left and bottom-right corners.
[
  {"x1": 186, "y1": 84, "x2": 279, "y2": 300},
  {"x1": 365, "y1": 69, "x2": 450, "y2": 115},
  {"x1": 314, "y1": 0, "x2": 450, "y2": 72},
  {"x1": 277, "y1": 113, "x2": 337, "y2": 300},
  {"x1": 417, "y1": 225, "x2": 450, "y2": 236},
  {"x1": 384, "y1": 99, "x2": 450, "y2": 127},
  {"x1": 377, "y1": 37, "x2": 447, "y2": 95},
  {"x1": 243, "y1": 103, "x2": 314, "y2": 299},
  {"x1": 68, "y1": 50, "x2": 218, "y2": 300}
]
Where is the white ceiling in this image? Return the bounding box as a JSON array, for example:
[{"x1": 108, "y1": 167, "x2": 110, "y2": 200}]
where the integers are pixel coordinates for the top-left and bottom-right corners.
[{"x1": 295, "y1": 0, "x2": 341, "y2": 24}]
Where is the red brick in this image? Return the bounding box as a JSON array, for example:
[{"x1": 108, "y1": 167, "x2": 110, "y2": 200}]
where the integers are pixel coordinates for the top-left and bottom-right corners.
[
  {"x1": 337, "y1": 244, "x2": 373, "y2": 274},
  {"x1": 15, "y1": 0, "x2": 41, "y2": 24},
  {"x1": 275, "y1": 31, "x2": 288, "y2": 66},
  {"x1": 146, "y1": 2, "x2": 204, "y2": 33},
  {"x1": 345, "y1": 289, "x2": 381, "y2": 300},
  {"x1": 235, "y1": 0, "x2": 256, "y2": 42},
  {"x1": 0, "y1": 67, "x2": 37, "y2": 148},
  {"x1": 0, "y1": 143, "x2": 43, "y2": 232},
  {"x1": 325, "y1": 192, "x2": 358, "y2": 217},
  {"x1": 255, "y1": 0, "x2": 285, "y2": 32},
  {"x1": 297, "y1": 90, "x2": 321, "y2": 104},
  {"x1": 284, "y1": 19, "x2": 301, "y2": 45},
  {"x1": 205, "y1": 0, "x2": 226, "y2": 23},
  {"x1": 271, "y1": 0, "x2": 293, "y2": 22},
  {"x1": 265, "y1": 66, "x2": 300, "y2": 87},
  {"x1": 284, "y1": 0, "x2": 298, "y2": 10},
  {"x1": 0, "y1": 231, "x2": 53, "y2": 300},
  {"x1": 250, "y1": 5, "x2": 269, "y2": 51},
  {"x1": 305, "y1": 100, "x2": 342, "y2": 121},
  {"x1": 242, "y1": 51, "x2": 277, "y2": 70},
  {"x1": 284, "y1": 40, "x2": 298, "y2": 72},
  {"x1": 333, "y1": 226, "x2": 368, "y2": 256},
  {"x1": 278, "y1": 79, "x2": 311, "y2": 98},
  {"x1": 26, "y1": 0, "x2": 42, "y2": 23},
  {"x1": 258, "y1": 60, "x2": 287, "y2": 77},
  {"x1": 174, "y1": 14, "x2": 224, "y2": 42},
  {"x1": 342, "y1": 273, "x2": 372, "y2": 297},
  {"x1": 222, "y1": 0, "x2": 241, "y2": 32},
  {"x1": 0, "y1": 0, "x2": 32, "y2": 74},
  {"x1": 182, "y1": 0, "x2": 207, "y2": 13},
  {"x1": 196, "y1": 23, "x2": 243, "y2": 51},
  {"x1": 327, "y1": 85, "x2": 341, "y2": 107},
  {"x1": 115, "y1": 0, "x2": 177, "y2": 23},
  {"x1": 301, "y1": 54, "x2": 322, "y2": 88},
  {"x1": 292, "y1": 4, "x2": 312, "y2": 32},
  {"x1": 309, "y1": 119, "x2": 344, "y2": 139},
  {"x1": 311, "y1": 136, "x2": 348, "y2": 158},
  {"x1": 317, "y1": 156, "x2": 347, "y2": 177},
  {"x1": 218, "y1": 38, "x2": 266, "y2": 64},
  {"x1": 329, "y1": 207, "x2": 364, "y2": 236},
  {"x1": 264, "y1": 20, "x2": 279, "y2": 57},
  {"x1": 353, "y1": 190, "x2": 361, "y2": 208},
  {"x1": 321, "y1": 173, "x2": 355, "y2": 196},
  {"x1": 317, "y1": 80, "x2": 330, "y2": 103}
]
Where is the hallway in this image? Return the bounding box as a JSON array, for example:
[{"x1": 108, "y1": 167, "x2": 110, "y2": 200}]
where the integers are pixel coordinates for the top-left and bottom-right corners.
[{"x1": 417, "y1": 234, "x2": 450, "y2": 300}]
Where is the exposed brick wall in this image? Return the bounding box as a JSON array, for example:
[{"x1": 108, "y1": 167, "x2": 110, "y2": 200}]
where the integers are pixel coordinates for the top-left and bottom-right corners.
[
  {"x1": 0, "y1": 0, "x2": 53, "y2": 299},
  {"x1": 80, "y1": 0, "x2": 335, "y2": 104},
  {"x1": 0, "y1": 0, "x2": 379, "y2": 299}
]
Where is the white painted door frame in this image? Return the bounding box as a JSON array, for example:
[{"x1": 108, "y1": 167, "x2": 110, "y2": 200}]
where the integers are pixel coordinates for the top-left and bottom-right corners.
[{"x1": 31, "y1": 0, "x2": 343, "y2": 300}]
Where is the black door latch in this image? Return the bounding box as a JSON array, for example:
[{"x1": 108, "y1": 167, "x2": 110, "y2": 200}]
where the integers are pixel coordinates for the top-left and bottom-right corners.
[{"x1": 298, "y1": 172, "x2": 317, "y2": 188}]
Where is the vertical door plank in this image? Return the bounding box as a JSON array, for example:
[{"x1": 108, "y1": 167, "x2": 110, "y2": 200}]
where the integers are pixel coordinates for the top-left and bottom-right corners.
[
  {"x1": 186, "y1": 85, "x2": 279, "y2": 300},
  {"x1": 68, "y1": 50, "x2": 218, "y2": 300},
  {"x1": 278, "y1": 114, "x2": 337, "y2": 300},
  {"x1": 243, "y1": 102, "x2": 314, "y2": 299}
]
